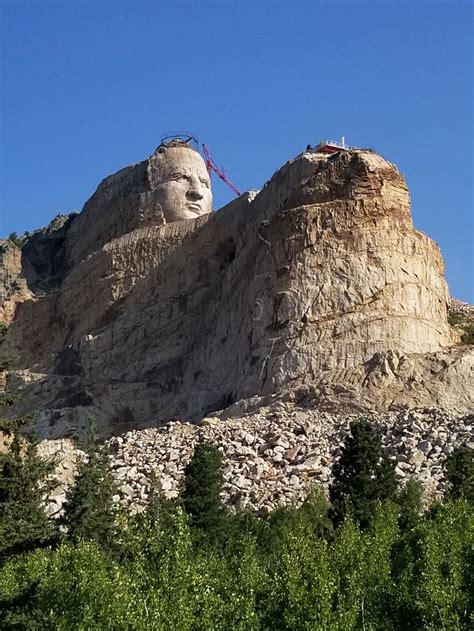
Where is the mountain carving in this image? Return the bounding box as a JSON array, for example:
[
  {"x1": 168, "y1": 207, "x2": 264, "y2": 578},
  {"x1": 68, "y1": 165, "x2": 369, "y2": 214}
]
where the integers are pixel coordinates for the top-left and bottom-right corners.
[{"x1": 1, "y1": 145, "x2": 472, "y2": 438}]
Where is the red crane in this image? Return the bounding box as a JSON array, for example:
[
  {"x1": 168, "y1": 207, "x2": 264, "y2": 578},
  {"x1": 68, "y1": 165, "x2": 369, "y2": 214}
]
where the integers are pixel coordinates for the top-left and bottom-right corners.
[{"x1": 202, "y1": 144, "x2": 241, "y2": 197}]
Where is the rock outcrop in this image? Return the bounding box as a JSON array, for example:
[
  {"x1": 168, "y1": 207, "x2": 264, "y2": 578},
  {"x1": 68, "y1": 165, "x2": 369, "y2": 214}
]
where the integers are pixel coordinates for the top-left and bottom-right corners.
[
  {"x1": 0, "y1": 215, "x2": 76, "y2": 327},
  {"x1": 1, "y1": 145, "x2": 473, "y2": 440},
  {"x1": 21, "y1": 214, "x2": 76, "y2": 292},
  {"x1": 0, "y1": 239, "x2": 33, "y2": 326}
]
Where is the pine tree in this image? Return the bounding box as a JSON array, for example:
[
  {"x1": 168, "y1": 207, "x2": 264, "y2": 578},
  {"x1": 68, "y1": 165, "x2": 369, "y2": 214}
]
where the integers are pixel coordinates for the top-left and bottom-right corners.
[
  {"x1": 181, "y1": 442, "x2": 226, "y2": 540},
  {"x1": 445, "y1": 446, "x2": 473, "y2": 503},
  {"x1": 7, "y1": 232, "x2": 21, "y2": 247},
  {"x1": 145, "y1": 473, "x2": 177, "y2": 523},
  {"x1": 329, "y1": 418, "x2": 398, "y2": 528},
  {"x1": 61, "y1": 428, "x2": 119, "y2": 551},
  {"x1": 0, "y1": 431, "x2": 58, "y2": 558}
]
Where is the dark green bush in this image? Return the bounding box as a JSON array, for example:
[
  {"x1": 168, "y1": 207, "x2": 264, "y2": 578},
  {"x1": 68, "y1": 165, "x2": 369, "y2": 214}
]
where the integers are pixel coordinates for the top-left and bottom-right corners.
[
  {"x1": 329, "y1": 419, "x2": 398, "y2": 528},
  {"x1": 0, "y1": 323, "x2": 8, "y2": 345},
  {"x1": 459, "y1": 323, "x2": 474, "y2": 344},
  {"x1": 445, "y1": 445, "x2": 474, "y2": 503},
  {"x1": 448, "y1": 310, "x2": 474, "y2": 345},
  {"x1": 181, "y1": 441, "x2": 227, "y2": 543},
  {"x1": 7, "y1": 232, "x2": 22, "y2": 247}
]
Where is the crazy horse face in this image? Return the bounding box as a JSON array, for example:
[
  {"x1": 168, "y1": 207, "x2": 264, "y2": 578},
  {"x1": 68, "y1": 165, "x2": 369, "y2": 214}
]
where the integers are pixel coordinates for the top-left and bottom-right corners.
[{"x1": 149, "y1": 143, "x2": 213, "y2": 223}]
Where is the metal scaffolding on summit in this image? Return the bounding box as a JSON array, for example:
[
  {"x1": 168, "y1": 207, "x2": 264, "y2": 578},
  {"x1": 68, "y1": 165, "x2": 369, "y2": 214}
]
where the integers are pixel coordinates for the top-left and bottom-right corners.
[
  {"x1": 311, "y1": 137, "x2": 359, "y2": 154},
  {"x1": 159, "y1": 131, "x2": 198, "y2": 148}
]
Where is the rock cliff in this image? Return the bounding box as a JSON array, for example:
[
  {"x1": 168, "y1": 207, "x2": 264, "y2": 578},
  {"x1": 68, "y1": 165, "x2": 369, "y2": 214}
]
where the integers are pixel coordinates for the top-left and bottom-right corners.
[
  {"x1": 1, "y1": 145, "x2": 472, "y2": 440},
  {"x1": 0, "y1": 239, "x2": 33, "y2": 326}
]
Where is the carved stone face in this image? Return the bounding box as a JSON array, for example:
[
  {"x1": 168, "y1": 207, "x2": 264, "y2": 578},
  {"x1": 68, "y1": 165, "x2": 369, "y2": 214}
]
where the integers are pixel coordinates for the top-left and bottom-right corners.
[{"x1": 151, "y1": 145, "x2": 212, "y2": 222}]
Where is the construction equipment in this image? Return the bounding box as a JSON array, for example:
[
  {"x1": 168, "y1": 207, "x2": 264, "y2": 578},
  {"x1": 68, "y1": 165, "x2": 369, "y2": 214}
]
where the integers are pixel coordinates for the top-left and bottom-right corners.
[
  {"x1": 160, "y1": 131, "x2": 198, "y2": 149},
  {"x1": 311, "y1": 137, "x2": 359, "y2": 154},
  {"x1": 202, "y1": 144, "x2": 241, "y2": 197}
]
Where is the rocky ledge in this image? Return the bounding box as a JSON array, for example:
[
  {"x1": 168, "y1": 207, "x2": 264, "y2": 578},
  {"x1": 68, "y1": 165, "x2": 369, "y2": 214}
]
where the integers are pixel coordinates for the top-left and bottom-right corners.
[{"x1": 43, "y1": 401, "x2": 473, "y2": 516}]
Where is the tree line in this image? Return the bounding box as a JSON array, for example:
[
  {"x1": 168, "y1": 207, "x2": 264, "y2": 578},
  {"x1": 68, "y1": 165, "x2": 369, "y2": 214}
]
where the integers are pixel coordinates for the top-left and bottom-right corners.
[{"x1": 0, "y1": 418, "x2": 473, "y2": 629}]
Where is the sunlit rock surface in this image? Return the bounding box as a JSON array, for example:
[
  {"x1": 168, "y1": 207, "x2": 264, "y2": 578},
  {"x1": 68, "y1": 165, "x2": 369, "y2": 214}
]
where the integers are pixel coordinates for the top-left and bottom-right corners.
[{"x1": 1, "y1": 146, "x2": 472, "y2": 439}]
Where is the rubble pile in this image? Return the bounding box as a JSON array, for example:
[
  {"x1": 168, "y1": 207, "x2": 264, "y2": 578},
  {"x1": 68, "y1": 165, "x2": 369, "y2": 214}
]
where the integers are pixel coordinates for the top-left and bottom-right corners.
[
  {"x1": 449, "y1": 297, "x2": 474, "y2": 318},
  {"x1": 104, "y1": 403, "x2": 473, "y2": 513}
]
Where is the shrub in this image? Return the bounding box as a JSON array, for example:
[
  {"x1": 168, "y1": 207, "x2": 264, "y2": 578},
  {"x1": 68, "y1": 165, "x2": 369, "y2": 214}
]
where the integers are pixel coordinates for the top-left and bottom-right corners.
[
  {"x1": 396, "y1": 478, "x2": 424, "y2": 530},
  {"x1": 445, "y1": 446, "x2": 474, "y2": 503},
  {"x1": 7, "y1": 232, "x2": 22, "y2": 247},
  {"x1": 460, "y1": 323, "x2": 474, "y2": 345},
  {"x1": 448, "y1": 310, "x2": 474, "y2": 345},
  {"x1": 0, "y1": 323, "x2": 8, "y2": 345}
]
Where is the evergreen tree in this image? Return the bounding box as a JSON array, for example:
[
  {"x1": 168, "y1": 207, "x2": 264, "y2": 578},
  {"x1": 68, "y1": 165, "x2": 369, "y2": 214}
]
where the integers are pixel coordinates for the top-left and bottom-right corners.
[
  {"x1": 445, "y1": 445, "x2": 474, "y2": 503},
  {"x1": 140, "y1": 474, "x2": 177, "y2": 538},
  {"x1": 181, "y1": 442, "x2": 226, "y2": 540},
  {"x1": 0, "y1": 431, "x2": 58, "y2": 559},
  {"x1": 61, "y1": 427, "x2": 119, "y2": 551},
  {"x1": 329, "y1": 418, "x2": 398, "y2": 528},
  {"x1": 7, "y1": 232, "x2": 21, "y2": 247},
  {"x1": 396, "y1": 478, "x2": 424, "y2": 529}
]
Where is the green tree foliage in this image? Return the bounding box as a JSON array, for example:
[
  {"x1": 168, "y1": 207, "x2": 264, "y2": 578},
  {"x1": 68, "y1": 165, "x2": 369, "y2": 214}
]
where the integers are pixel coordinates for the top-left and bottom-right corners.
[
  {"x1": 396, "y1": 478, "x2": 424, "y2": 530},
  {"x1": 181, "y1": 442, "x2": 227, "y2": 541},
  {"x1": 329, "y1": 419, "x2": 398, "y2": 527},
  {"x1": 143, "y1": 473, "x2": 177, "y2": 527},
  {"x1": 388, "y1": 499, "x2": 473, "y2": 630},
  {"x1": 445, "y1": 445, "x2": 474, "y2": 503},
  {"x1": 260, "y1": 488, "x2": 332, "y2": 557},
  {"x1": 7, "y1": 232, "x2": 22, "y2": 247},
  {"x1": 1, "y1": 499, "x2": 471, "y2": 630},
  {"x1": 0, "y1": 423, "x2": 473, "y2": 628},
  {"x1": 119, "y1": 474, "x2": 179, "y2": 564},
  {"x1": 61, "y1": 429, "x2": 119, "y2": 551},
  {"x1": 448, "y1": 310, "x2": 474, "y2": 345},
  {"x1": 0, "y1": 323, "x2": 8, "y2": 345},
  {"x1": 0, "y1": 432, "x2": 57, "y2": 560}
]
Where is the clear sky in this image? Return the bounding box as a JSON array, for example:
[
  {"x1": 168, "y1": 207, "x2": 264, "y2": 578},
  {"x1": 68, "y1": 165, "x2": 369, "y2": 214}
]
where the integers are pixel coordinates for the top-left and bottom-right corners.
[{"x1": 1, "y1": 0, "x2": 472, "y2": 301}]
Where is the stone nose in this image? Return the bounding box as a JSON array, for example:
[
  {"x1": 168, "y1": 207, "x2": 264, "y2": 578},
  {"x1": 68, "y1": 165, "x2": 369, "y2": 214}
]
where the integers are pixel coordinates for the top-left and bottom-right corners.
[{"x1": 186, "y1": 180, "x2": 204, "y2": 201}]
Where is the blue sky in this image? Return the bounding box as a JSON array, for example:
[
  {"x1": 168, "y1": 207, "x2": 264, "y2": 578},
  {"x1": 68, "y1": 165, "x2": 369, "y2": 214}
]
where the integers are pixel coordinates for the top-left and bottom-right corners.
[{"x1": 1, "y1": 0, "x2": 472, "y2": 301}]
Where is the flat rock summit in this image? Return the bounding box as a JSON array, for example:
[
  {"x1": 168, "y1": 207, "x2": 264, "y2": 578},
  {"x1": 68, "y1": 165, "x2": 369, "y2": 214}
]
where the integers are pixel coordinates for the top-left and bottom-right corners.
[{"x1": 1, "y1": 141, "x2": 473, "y2": 446}]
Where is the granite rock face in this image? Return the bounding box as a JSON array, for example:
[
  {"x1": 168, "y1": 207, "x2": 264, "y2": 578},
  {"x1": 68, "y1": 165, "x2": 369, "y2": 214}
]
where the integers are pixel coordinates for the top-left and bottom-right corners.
[
  {"x1": 21, "y1": 214, "x2": 76, "y2": 291},
  {"x1": 0, "y1": 215, "x2": 76, "y2": 327},
  {"x1": 1, "y1": 147, "x2": 472, "y2": 439}
]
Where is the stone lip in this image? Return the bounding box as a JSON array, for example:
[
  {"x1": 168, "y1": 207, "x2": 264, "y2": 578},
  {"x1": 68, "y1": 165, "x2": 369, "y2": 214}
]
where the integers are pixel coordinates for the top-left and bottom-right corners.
[{"x1": 1, "y1": 148, "x2": 473, "y2": 439}]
